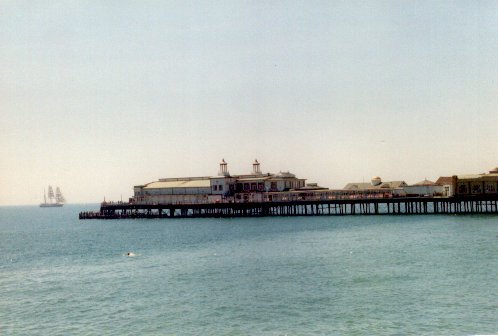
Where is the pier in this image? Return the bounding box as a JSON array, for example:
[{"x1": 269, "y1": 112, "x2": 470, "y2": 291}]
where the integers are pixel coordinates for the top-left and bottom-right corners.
[{"x1": 79, "y1": 195, "x2": 498, "y2": 219}]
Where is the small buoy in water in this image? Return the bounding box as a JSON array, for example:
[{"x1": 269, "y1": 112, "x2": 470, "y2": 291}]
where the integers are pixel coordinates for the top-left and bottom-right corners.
[{"x1": 127, "y1": 252, "x2": 136, "y2": 257}]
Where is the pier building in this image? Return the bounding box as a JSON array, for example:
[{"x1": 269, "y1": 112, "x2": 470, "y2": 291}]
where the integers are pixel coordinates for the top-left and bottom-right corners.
[
  {"x1": 453, "y1": 167, "x2": 498, "y2": 196},
  {"x1": 435, "y1": 177, "x2": 454, "y2": 197},
  {"x1": 132, "y1": 159, "x2": 307, "y2": 204},
  {"x1": 403, "y1": 179, "x2": 445, "y2": 197},
  {"x1": 343, "y1": 177, "x2": 407, "y2": 197}
]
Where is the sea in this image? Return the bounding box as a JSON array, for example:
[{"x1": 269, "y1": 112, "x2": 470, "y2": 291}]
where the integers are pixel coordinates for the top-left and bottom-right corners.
[{"x1": 0, "y1": 204, "x2": 497, "y2": 335}]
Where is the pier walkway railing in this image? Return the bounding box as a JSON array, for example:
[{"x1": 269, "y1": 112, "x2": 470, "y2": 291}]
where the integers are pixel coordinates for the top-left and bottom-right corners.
[{"x1": 79, "y1": 195, "x2": 498, "y2": 219}]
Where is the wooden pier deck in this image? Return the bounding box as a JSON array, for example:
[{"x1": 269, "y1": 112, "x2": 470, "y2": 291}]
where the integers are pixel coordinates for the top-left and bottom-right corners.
[{"x1": 79, "y1": 195, "x2": 498, "y2": 219}]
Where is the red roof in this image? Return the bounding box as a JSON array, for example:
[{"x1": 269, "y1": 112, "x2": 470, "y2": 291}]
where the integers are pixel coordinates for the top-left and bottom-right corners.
[{"x1": 435, "y1": 176, "x2": 453, "y2": 185}]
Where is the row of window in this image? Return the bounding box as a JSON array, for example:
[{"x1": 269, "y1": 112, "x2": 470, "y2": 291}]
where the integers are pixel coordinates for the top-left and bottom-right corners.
[
  {"x1": 241, "y1": 182, "x2": 266, "y2": 191},
  {"x1": 212, "y1": 181, "x2": 307, "y2": 192},
  {"x1": 457, "y1": 182, "x2": 497, "y2": 194}
]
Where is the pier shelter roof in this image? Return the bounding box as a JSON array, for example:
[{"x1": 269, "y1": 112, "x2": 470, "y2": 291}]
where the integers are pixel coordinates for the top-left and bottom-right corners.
[
  {"x1": 144, "y1": 179, "x2": 211, "y2": 189},
  {"x1": 412, "y1": 179, "x2": 436, "y2": 186},
  {"x1": 457, "y1": 173, "x2": 498, "y2": 182},
  {"x1": 344, "y1": 181, "x2": 407, "y2": 190},
  {"x1": 236, "y1": 176, "x2": 272, "y2": 182}
]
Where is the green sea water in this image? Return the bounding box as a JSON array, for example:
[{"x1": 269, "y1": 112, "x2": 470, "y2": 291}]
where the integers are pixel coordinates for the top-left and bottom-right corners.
[{"x1": 0, "y1": 205, "x2": 497, "y2": 335}]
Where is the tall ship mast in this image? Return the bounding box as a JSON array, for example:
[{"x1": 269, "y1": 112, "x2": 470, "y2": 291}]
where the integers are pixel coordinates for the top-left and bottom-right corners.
[
  {"x1": 55, "y1": 187, "x2": 65, "y2": 204},
  {"x1": 40, "y1": 186, "x2": 65, "y2": 207}
]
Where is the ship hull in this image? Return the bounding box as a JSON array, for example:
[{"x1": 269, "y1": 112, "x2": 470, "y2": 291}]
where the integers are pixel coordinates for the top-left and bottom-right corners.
[{"x1": 40, "y1": 203, "x2": 63, "y2": 208}]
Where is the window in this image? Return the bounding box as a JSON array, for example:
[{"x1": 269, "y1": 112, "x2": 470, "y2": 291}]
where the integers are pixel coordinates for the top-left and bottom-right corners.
[
  {"x1": 219, "y1": 185, "x2": 223, "y2": 191},
  {"x1": 471, "y1": 183, "x2": 482, "y2": 194},
  {"x1": 213, "y1": 185, "x2": 218, "y2": 191},
  {"x1": 485, "y1": 183, "x2": 496, "y2": 193},
  {"x1": 458, "y1": 184, "x2": 468, "y2": 194}
]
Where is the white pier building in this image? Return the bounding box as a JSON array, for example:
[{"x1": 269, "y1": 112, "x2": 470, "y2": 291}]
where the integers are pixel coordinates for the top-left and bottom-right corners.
[{"x1": 133, "y1": 159, "x2": 307, "y2": 204}]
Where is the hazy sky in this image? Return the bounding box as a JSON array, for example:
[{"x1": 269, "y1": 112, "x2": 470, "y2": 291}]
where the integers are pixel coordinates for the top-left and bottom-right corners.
[{"x1": 1, "y1": 1, "x2": 497, "y2": 205}]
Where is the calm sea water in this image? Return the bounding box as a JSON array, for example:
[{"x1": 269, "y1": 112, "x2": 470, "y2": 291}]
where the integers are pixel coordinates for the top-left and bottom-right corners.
[{"x1": 0, "y1": 205, "x2": 497, "y2": 335}]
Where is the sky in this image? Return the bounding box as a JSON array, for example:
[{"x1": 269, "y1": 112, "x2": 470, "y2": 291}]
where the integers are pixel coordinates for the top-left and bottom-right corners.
[{"x1": 1, "y1": 1, "x2": 498, "y2": 205}]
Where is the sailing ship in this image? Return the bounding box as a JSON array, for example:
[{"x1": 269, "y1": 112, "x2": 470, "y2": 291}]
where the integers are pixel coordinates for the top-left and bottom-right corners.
[{"x1": 40, "y1": 186, "x2": 65, "y2": 207}]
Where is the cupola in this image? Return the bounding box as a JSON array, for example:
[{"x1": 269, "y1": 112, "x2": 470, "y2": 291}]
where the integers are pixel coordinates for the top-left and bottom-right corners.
[
  {"x1": 371, "y1": 176, "x2": 382, "y2": 186},
  {"x1": 252, "y1": 159, "x2": 262, "y2": 175},
  {"x1": 218, "y1": 159, "x2": 230, "y2": 176}
]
